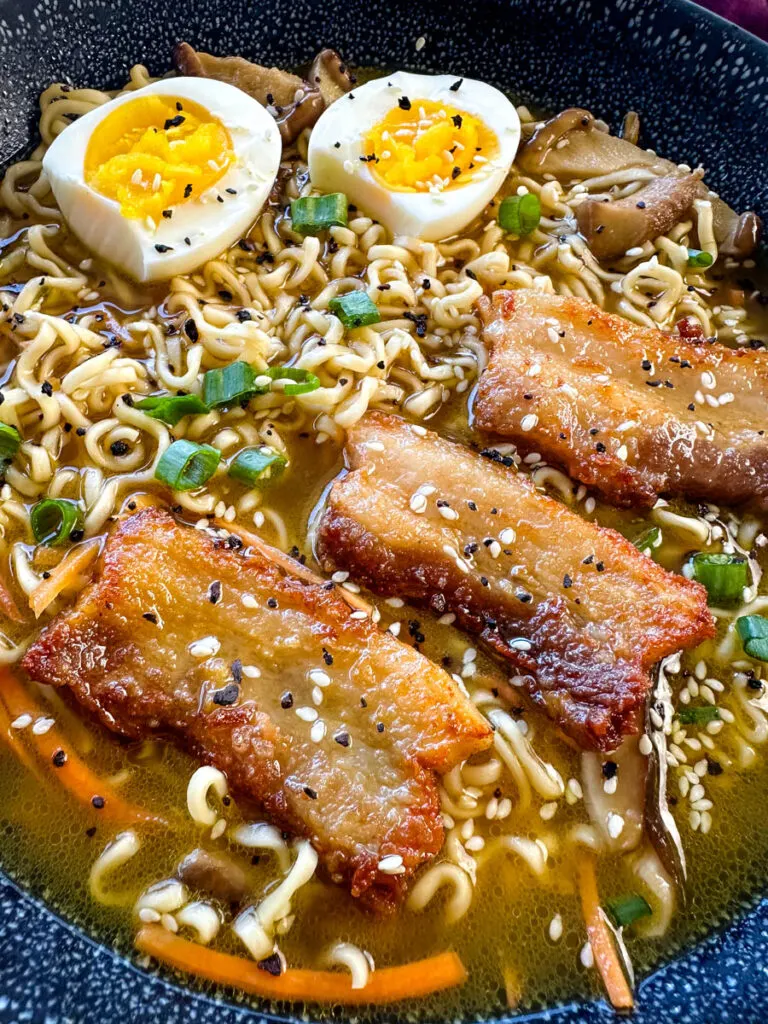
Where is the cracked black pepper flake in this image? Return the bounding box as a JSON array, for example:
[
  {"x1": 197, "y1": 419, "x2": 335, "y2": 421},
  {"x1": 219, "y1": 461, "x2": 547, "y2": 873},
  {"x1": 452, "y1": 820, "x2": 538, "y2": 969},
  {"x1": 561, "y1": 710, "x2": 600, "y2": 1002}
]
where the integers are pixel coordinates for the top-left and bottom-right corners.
[
  {"x1": 563, "y1": 574, "x2": 573, "y2": 588},
  {"x1": 110, "y1": 439, "x2": 130, "y2": 457},
  {"x1": 154, "y1": 244, "x2": 173, "y2": 253},
  {"x1": 41, "y1": 380, "x2": 54, "y2": 396},
  {"x1": 91, "y1": 795, "x2": 105, "y2": 809},
  {"x1": 281, "y1": 691, "x2": 294, "y2": 709},
  {"x1": 162, "y1": 209, "x2": 172, "y2": 219},
  {"x1": 212, "y1": 683, "x2": 240, "y2": 706},
  {"x1": 398, "y1": 96, "x2": 412, "y2": 110},
  {"x1": 231, "y1": 659, "x2": 243, "y2": 684},
  {"x1": 267, "y1": 597, "x2": 278, "y2": 609},
  {"x1": 164, "y1": 114, "x2": 185, "y2": 130},
  {"x1": 335, "y1": 732, "x2": 351, "y2": 747},
  {"x1": 322, "y1": 648, "x2": 334, "y2": 665},
  {"x1": 52, "y1": 749, "x2": 67, "y2": 767},
  {"x1": 360, "y1": 696, "x2": 368, "y2": 708},
  {"x1": 142, "y1": 612, "x2": 158, "y2": 624},
  {"x1": 376, "y1": 722, "x2": 385, "y2": 733},
  {"x1": 85, "y1": 826, "x2": 97, "y2": 838},
  {"x1": 303, "y1": 785, "x2": 318, "y2": 800},
  {"x1": 184, "y1": 183, "x2": 193, "y2": 198},
  {"x1": 237, "y1": 309, "x2": 252, "y2": 322},
  {"x1": 601, "y1": 760, "x2": 618, "y2": 779},
  {"x1": 452, "y1": 114, "x2": 463, "y2": 128},
  {"x1": 208, "y1": 580, "x2": 222, "y2": 604},
  {"x1": 449, "y1": 78, "x2": 463, "y2": 91}
]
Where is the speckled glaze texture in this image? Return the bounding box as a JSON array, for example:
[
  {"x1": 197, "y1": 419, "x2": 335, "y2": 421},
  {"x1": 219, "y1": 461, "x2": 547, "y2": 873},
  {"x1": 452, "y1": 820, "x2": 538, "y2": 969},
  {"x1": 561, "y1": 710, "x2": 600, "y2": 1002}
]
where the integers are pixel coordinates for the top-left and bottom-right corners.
[{"x1": 1, "y1": 0, "x2": 767, "y2": 1021}]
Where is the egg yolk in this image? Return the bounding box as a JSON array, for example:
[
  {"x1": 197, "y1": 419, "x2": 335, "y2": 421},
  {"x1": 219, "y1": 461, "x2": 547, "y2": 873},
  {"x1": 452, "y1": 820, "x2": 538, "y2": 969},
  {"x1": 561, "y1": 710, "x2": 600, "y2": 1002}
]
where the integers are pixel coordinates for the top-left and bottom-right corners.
[
  {"x1": 84, "y1": 95, "x2": 234, "y2": 224},
  {"x1": 363, "y1": 99, "x2": 498, "y2": 193}
]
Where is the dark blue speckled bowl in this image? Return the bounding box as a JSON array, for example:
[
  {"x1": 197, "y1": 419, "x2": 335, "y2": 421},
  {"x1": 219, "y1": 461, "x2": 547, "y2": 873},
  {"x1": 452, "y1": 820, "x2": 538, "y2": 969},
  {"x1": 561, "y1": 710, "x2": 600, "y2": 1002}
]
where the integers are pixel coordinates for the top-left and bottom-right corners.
[{"x1": 1, "y1": 0, "x2": 768, "y2": 1020}]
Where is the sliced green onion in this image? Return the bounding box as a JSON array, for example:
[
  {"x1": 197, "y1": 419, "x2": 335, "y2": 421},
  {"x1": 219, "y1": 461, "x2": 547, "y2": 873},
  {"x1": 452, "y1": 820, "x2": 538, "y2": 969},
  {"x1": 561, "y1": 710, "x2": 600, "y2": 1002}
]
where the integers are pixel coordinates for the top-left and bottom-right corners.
[
  {"x1": 498, "y1": 193, "x2": 541, "y2": 236},
  {"x1": 30, "y1": 498, "x2": 84, "y2": 546},
  {"x1": 135, "y1": 393, "x2": 209, "y2": 426},
  {"x1": 691, "y1": 552, "x2": 748, "y2": 605},
  {"x1": 677, "y1": 705, "x2": 720, "y2": 725},
  {"x1": 155, "y1": 440, "x2": 221, "y2": 491},
  {"x1": 291, "y1": 193, "x2": 348, "y2": 235},
  {"x1": 0, "y1": 423, "x2": 21, "y2": 463},
  {"x1": 328, "y1": 291, "x2": 381, "y2": 329},
  {"x1": 606, "y1": 893, "x2": 652, "y2": 929},
  {"x1": 229, "y1": 446, "x2": 287, "y2": 487},
  {"x1": 262, "y1": 366, "x2": 321, "y2": 396},
  {"x1": 736, "y1": 615, "x2": 768, "y2": 662},
  {"x1": 202, "y1": 362, "x2": 265, "y2": 409},
  {"x1": 687, "y1": 248, "x2": 714, "y2": 269},
  {"x1": 633, "y1": 526, "x2": 661, "y2": 554}
]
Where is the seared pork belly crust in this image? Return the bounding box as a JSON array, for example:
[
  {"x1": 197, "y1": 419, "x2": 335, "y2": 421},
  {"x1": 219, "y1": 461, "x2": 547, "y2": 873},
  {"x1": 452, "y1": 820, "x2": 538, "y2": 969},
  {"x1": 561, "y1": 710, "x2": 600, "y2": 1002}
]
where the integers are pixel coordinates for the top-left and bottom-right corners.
[
  {"x1": 476, "y1": 289, "x2": 768, "y2": 509},
  {"x1": 22, "y1": 507, "x2": 491, "y2": 910},
  {"x1": 316, "y1": 413, "x2": 714, "y2": 752}
]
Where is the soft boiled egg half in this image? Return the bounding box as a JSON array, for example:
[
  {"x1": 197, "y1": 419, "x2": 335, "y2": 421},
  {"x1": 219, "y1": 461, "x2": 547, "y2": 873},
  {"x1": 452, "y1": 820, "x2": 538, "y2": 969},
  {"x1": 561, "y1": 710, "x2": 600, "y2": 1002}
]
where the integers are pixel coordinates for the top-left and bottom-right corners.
[
  {"x1": 43, "y1": 77, "x2": 281, "y2": 282},
  {"x1": 308, "y1": 71, "x2": 520, "y2": 241}
]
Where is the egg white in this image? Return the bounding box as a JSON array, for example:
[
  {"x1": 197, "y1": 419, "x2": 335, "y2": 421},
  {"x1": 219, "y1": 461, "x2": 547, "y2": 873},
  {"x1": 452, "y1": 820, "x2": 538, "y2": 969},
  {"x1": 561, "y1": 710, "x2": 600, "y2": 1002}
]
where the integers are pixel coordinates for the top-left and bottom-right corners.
[
  {"x1": 307, "y1": 71, "x2": 521, "y2": 241},
  {"x1": 42, "y1": 77, "x2": 281, "y2": 282}
]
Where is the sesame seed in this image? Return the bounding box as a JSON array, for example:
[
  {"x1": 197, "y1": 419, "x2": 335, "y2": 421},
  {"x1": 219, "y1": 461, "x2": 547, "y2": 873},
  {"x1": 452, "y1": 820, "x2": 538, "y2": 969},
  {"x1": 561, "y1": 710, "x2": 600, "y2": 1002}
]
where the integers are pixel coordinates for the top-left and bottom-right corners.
[
  {"x1": 188, "y1": 636, "x2": 220, "y2": 658},
  {"x1": 606, "y1": 812, "x2": 625, "y2": 839},
  {"x1": 296, "y1": 706, "x2": 318, "y2": 723},
  {"x1": 548, "y1": 913, "x2": 563, "y2": 942},
  {"x1": 378, "y1": 854, "x2": 405, "y2": 874}
]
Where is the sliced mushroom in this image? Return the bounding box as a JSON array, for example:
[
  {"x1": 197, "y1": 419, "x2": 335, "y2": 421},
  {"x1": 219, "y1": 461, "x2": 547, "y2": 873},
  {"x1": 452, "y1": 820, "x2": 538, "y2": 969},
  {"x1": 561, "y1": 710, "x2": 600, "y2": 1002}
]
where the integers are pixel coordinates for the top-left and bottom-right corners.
[
  {"x1": 309, "y1": 49, "x2": 356, "y2": 105},
  {"x1": 581, "y1": 737, "x2": 646, "y2": 854},
  {"x1": 176, "y1": 847, "x2": 250, "y2": 904},
  {"x1": 644, "y1": 659, "x2": 687, "y2": 891},
  {"x1": 620, "y1": 111, "x2": 640, "y2": 146},
  {"x1": 576, "y1": 171, "x2": 704, "y2": 261},
  {"x1": 517, "y1": 108, "x2": 665, "y2": 179},
  {"x1": 518, "y1": 108, "x2": 762, "y2": 258},
  {"x1": 173, "y1": 42, "x2": 323, "y2": 144},
  {"x1": 711, "y1": 204, "x2": 763, "y2": 258}
]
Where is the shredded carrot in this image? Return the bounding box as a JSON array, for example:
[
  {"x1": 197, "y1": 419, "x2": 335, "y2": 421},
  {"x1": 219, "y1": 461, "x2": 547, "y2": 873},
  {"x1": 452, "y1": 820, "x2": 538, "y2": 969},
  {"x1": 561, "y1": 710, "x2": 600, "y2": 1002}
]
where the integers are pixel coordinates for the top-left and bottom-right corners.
[
  {"x1": 0, "y1": 692, "x2": 40, "y2": 777},
  {"x1": 136, "y1": 925, "x2": 467, "y2": 1004},
  {"x1": 0, "y1": 568, "x2": 25, "y2": 623},
  {"x1": 212, "y1": 518, "x2": 373, "y2": 615},
  {"x1": 577, "y1": 854, "x2": 634, "y2": 1010},
  {"x1": 0, "y1": 669, "x2": 164, "y2": 825},
  {"x1": 29, "y1": 540, "x2": 100, "y2": 618}
]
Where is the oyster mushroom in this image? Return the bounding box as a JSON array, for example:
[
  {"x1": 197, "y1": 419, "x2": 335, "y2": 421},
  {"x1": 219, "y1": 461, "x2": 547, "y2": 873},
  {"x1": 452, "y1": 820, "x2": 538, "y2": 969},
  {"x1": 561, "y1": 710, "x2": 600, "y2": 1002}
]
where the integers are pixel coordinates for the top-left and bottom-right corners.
[
  {"x1": 576, "y1": 171, "x2": 704, "y2": 261},
  {"x1": 518, "y1": 108, "x2": 667, "y2": 179},
  {"x1": 176, "y1": 847, "x2": 250, "y2": 904},
  {"x1": 173, "y1": 42, "x2": 324, "y2": 144},
  {"x1": 518, "y1": 107, "x2": 762, "y2": 259},
  {"x1": 308, "y1": 48, "x2": 356, "y2": 105}
]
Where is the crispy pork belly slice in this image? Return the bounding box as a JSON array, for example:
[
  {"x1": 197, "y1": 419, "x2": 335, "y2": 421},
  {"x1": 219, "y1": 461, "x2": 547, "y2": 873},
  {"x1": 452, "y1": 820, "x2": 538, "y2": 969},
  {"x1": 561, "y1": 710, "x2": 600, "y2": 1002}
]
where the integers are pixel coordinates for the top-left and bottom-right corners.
[
  {"x1": 475, "y1": 289, "x2": 768, "y2": 509},
  {"x1": 316, "y1": 413, "x2": 713, "y2": 752},
  {"x1": 22, "y1": 507, "x2": 491, "y2": 911}
]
